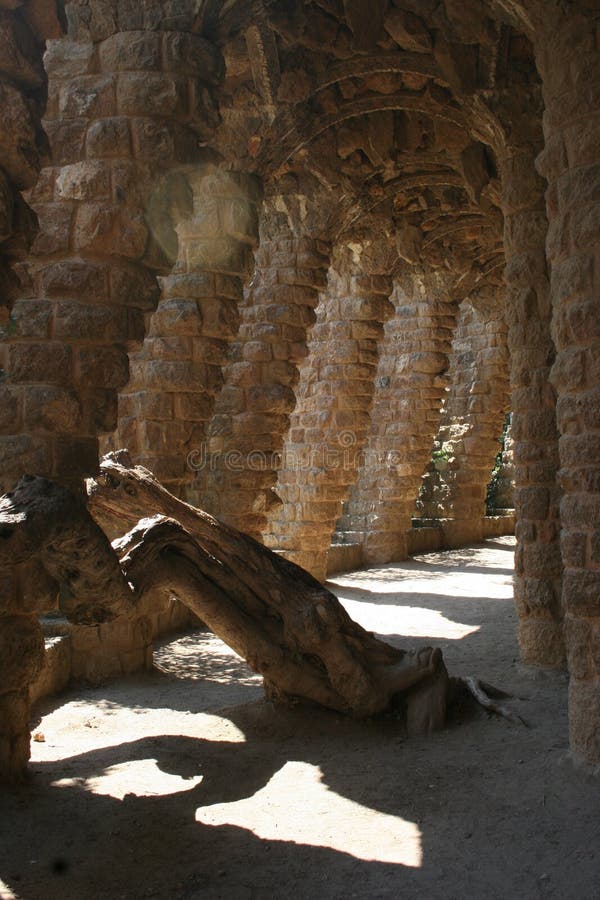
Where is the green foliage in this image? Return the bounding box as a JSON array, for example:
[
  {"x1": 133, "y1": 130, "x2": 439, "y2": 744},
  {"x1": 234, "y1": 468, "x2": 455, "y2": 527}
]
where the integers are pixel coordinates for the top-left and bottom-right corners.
[{"x1": 486, "y1": 413, "x2": 511, "y2": 514}]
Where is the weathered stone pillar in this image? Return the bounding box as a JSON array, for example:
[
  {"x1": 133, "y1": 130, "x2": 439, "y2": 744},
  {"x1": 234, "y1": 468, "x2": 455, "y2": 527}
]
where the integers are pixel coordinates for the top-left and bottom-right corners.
[
  {"x1": 0, "y1": 0, "x2": 63, "y2": 781},
  {"x1": 500, "y1": 144, "x2": 563, "y2": 667},
  {"x1": 194, "y1": 196, "x2": 330, "y2": 538},
  {"x1": 0, "y1": 2, "x2": 223, "y2": 780},
  {"x1": 0, "y1": 8, "x2": 223, "y2": 495},
  {"x1": 270, "y1": 241, "x2": 394, "y2": 580},
  {"x1": 111, "y1": 169, "x2": 259, "y2": 496},
  {"x1": 535, "y1": 11, "x2": 600, "y2": 764},
  {"x1": 418, "y1": 295, "x2": 510, "y2": 547},
  {"x1": 337, "y1": 272, "x2": 457, "y2": 564}
]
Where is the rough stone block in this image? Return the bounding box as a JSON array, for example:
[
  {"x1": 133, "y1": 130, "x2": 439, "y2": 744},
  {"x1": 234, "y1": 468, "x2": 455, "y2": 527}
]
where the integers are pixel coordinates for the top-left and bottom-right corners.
[
  {"x1": 59, "y1": 75, "x2": 116, "y2": 119},
  {"x1": 30, "y1": 201, "x2": 73, "y2": 255},
  {"x1": 85, "y1": 116, "x2": 131, "y2": 158},
  {"x1": 44, "y1": 118, "x2": 87, "y2": 166},
  {"x1": 99, "y1": 30, "x2": 161, "y2": 72},
  {"x1": 111, "y1": 265, "x2": 160, "y2": 310},
  {"x1": 75, "y1": 345, "x2": 129, "y2": 389},
  {"x1": 56, "y1": 161, "x2": 111, "y2": 201},
  {"x1": 7, "y1": 299, "x2": 52, "y2": 339},
  {"x1": 73, "y1": 203, "x2": 148, "y2": 259},
  {"x1": 0, "y1": 615, "x2": 44, "y2": 691},
  {"x1": 39, "y1": 259, "x2": 109, "y2": 299},
  {"x1": 116, "y1": 72, "x2": 186, "y2": 117},
  {"x1": 162, "y1": 32, "x2": 222, "y2": 81},
  {"x1": 9, "y1": 341, "x2": 71, "y2": 385},
  {"x1": 518, "y1": 617, "x2": 565, "y2": 667},
  {"x1": 44, "y1": 38, "x2": 94, "y2": 78},
  {"x1": 54, "y1": 301, "x2": 128, "y2": 341},
  {"x1": 173, "y1": 391, "x2": 213, "y2": 421},
  {"x1": 23, "y1": 385, "x2": 81, "y2": 433}
]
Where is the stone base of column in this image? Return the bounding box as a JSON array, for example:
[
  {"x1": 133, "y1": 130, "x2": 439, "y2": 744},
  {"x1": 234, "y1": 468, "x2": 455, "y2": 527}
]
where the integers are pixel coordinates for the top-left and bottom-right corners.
[
  {"x1": 569, "y1": 677, "x2": 600, "y2": 770},
  {"x1": 278, "y1": 549, "x2": 328, "y2": 583},
  {"x1": 362, "y1": 532, "x2": 409, "y2": 567},
  {"x1": 440, "y1": 518, "x2": 486, "y2": 548},
  {"x1": 518, "y1": 618, "x2": 565, "y2": 668},
  {"x1": 70, "y1": 618, "x2": 153, "y2": 683}
]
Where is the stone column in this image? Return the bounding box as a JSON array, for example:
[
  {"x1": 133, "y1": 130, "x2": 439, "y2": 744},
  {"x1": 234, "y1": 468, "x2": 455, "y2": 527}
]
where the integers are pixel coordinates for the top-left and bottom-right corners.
[
  {"x1": 111, "y1": 170, "x2": 259, "y2": 496},
  {"x1": 0, "y1": 2, "x2": 223, "y2": 780},
  {"x1": 337, "y1": 272, "x2": 457, "y2": 564},
  {"x1": 194, "y1": 199, "x2": 330, "y2": 538},
  {"x1": 0, "y1": 0, "x2": 63, "y2": 781},
  {"x1": 500, "y1": 145, "x2": 563, "y2": 667},
  {"x1": 535, "y1": 11, "x2": 600, "y2": 765},
  {"x1": 418, "y1": 296, "x2": 510, "y2": 547},
  {"x1": 0, "y1": 9, "x2": 223, "y2": 495},
  {"x1": 270, "y1": 241, "x2": 394, "y2": 580}
]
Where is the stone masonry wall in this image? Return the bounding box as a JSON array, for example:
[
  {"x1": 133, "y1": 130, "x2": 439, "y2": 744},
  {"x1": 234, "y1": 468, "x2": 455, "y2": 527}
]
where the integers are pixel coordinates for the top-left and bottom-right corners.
[
  {"x1": 109, "y1": 169, "x2": 260, "y2": 497},
  {"x1": 0, "y1": 0, "x2": 223, "y2": 781},
  {"x1": 336, "y1": 272, "x2": 457, "y2": 564},
  {"x1": 535, "y1": 9, "x2": 600, "y2": 765},
  {"x1": 500, "y1": 146, "x2": 563, "y2": 668},
  {"x1": 0, "y1": 0, "x2": 63, "y2": 781},
  {"x1": 1, "y1": 6, "x2": 224, "y2": 496},
  {"x1": 267, "y1": 241, "x2": 394, "y2": 580},
  {"x1": 417, "y1": 295, "x2": 510, "y2": 546},
  {"x1": 192, "y1": 199, "x2": 329, "y2": 538}
]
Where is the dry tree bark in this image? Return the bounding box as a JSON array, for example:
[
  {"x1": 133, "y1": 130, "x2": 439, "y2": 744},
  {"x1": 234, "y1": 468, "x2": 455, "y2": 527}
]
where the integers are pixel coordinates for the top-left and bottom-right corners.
[
  {"x1": 86, "y1": 452, "x2": 448, "y2": 728},
  {"x1": 1, "y1": 453, "x2": 524, "y2": 733}
]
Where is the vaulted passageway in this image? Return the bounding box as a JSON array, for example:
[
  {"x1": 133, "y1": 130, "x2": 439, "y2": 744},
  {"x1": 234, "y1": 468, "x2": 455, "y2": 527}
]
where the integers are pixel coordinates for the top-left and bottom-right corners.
[{"x1": 0, "y1": 0, "x2": 599, "y2": 779}]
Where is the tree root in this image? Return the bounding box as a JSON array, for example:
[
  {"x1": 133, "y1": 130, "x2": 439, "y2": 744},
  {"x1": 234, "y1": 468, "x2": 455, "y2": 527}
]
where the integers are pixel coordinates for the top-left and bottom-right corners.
[{"x1": 452, "y1": 676, "x2": 529, "y2": 726}]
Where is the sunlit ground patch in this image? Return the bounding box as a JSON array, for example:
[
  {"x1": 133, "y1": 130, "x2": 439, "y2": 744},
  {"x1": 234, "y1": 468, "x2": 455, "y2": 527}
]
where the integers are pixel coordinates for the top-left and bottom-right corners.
[
  {"x1": 52, "y1": 759, "x2": 204, "y2": 799},
  {"x1": 336, "y1": 598, "x2": 480, "y2": 639},
  {"x1": 195, "y1": 761, "x2": 423, "y2": 867}
]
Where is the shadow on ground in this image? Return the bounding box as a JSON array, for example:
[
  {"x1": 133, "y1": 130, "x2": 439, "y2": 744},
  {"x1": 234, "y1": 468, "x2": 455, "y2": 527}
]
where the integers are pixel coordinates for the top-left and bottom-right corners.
[{"x1": 1, "y1": 539, "x2": 598, "y2": 900}]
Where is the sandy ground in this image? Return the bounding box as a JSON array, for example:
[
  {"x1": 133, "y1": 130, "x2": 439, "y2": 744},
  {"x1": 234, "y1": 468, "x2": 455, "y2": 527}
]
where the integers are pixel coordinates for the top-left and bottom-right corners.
[{"x1": 1, "y1": 536, "x2": 599, "y2": 900}]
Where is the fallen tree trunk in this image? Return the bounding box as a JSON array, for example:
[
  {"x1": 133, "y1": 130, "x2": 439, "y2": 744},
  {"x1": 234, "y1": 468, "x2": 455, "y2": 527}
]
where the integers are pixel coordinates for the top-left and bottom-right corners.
[
  {"x1": 1, "y1": 455, "x2": 525, "y2": 734},
  {"x1": 84, "y1": 452, "x2": 447, "y2": 725}
]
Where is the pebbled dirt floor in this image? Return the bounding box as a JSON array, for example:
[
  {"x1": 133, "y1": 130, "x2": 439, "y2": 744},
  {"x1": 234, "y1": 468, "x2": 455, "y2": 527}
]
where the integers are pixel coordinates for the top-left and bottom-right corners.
[{"x1": 1, "y1": 536, "x2": 599, "y2": 900}]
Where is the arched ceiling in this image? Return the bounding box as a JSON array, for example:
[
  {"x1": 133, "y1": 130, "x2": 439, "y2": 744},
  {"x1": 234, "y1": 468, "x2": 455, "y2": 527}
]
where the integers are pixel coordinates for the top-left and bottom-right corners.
[{"x1": 203, "y1": 0, "x2": 543, "y2": 300}]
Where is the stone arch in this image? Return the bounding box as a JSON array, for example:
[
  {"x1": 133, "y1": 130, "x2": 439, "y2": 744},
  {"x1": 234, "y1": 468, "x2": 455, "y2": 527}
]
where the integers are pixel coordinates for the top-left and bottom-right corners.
[
  {"x1": 266, "y1": 236, "x2": 396, "y2": 580},
  {"x1": 106, "y1": 166, "x2": 261, "y2": 497},
  {"x1": 416, "y1": 291, "x2": 511, "y2": 546},
  {"x1": 335, "y1": 270, "x2": 460, "y2": 565},
  {"x1": 1, "y1": 0, "x2": 599, "y2": 776},
  {"x1": 190, "y1": 183, "x2": 332, "y2": 535}
]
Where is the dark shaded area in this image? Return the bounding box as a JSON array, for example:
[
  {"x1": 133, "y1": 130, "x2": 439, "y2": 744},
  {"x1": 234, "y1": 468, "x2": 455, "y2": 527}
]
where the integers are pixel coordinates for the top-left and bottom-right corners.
[{"x1": 1, "y1": 694, "x2": 599, "y2": 900}]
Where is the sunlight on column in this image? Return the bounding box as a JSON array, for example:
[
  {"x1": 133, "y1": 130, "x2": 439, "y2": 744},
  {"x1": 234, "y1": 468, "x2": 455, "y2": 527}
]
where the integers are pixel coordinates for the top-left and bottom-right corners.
[
  {"x1": 52, "y1": 759, "x2": 204, "y2": 799},
  {"x1": 195, "y1": 761, "x2": 423, "y2": 867},
  {"x1": 336, "y1": 597, "x2": 480, "y2": 639}
]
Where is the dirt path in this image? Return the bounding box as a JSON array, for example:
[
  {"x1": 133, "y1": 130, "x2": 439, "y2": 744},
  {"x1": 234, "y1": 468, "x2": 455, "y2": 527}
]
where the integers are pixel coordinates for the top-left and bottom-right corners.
[{"x1": 1, "y1": 537, "x2": 599, "y2": 900}]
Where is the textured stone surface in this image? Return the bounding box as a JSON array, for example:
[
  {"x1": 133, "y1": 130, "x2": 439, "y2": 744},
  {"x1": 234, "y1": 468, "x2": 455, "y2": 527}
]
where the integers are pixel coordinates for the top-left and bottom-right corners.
[
  {"x1": 106, "y1": 169, "x2": 260, "y2": 493},
  {"x1": 268, "y1": 241, "x2": 395, "y2": 579},
  {"x1": 192, "y1": 193, "x2": 330, "y2": 535},
  {"x1": 337, "y1": 272, "x2": 458, "y2": 565},
  {"x1": 534, "y1": 11, "x2": 600, "y2": 766},
  {"x1": 417, "y1": 295, "x2": 510, "y2": 547},
  {"x1": 1, "y1": 0, "x2": 600, "y2": 778}
]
